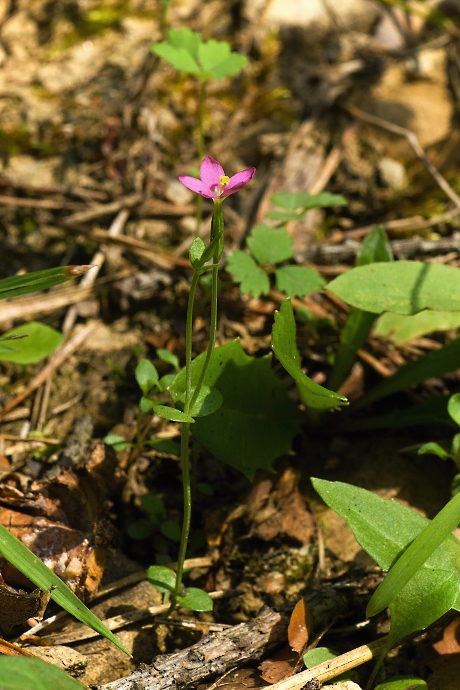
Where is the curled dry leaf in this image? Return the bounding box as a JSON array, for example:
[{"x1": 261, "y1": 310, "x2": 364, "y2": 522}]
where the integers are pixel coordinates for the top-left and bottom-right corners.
[
  {"x1": 288, "y1": 597, "x2": 315, "y2": 653},
  {"x1": 0, "y1": 586, "x2": 52, "y2": 634}
]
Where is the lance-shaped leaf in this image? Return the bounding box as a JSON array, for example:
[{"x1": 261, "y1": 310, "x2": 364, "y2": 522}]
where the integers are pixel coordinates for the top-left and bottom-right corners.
[
  {"x1": 0, "y1": 265, "x2": 90, "y2": 301},
  {"x1": 272, "y1": 298, "x2": 348, "y2": 411}
]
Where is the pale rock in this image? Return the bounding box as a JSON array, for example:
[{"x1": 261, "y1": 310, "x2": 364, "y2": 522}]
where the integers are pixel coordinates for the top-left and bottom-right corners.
[
  {"x1": 377, "y1": 157, "x2": 408, "y2": 190},
  {"x1": 6, "y1": 155, "x2": 59, "y2": 186},
  {"x1": 77, "y1": 320, "x2": 143, "y2": 353},
  {"x1": 28, "y1": 645, "x2": 87, "y2": 678},
  {"x1": 323, "y1": 683, "x2": 362, "y2": 690}
]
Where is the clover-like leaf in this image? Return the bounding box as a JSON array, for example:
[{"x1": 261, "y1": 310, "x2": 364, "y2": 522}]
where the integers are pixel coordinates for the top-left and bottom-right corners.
[
  {"x1": 103, "y1": 434, "x2": 133, "y2": 452},
  {"x1": 152, "y1": 28, "x2": 202, "y2": 75},
  {"x1": 168, "y1": 27, "x2": 201, "y2": 58},
  {"x1": 135, "y1": 359, "x2": 159, "y2": 395},
  {"x1": 161, "y1": 520, "x2": 182, "y2": 542},
  {"x1": 226, "y1": 251, "x2": 269, "y2": 297},
  {"x1": 275, "y1": 266, "x2": 325, "y2": 298},
  {"x1": 198, "y1": 40, "x2": 247, "y2": 80},
  {"x1": 247, "y1": 224, "x2": 294, "y2": 265},
  {"x1": 176, "y1": 586, "x2": 213, "y2": 611}
]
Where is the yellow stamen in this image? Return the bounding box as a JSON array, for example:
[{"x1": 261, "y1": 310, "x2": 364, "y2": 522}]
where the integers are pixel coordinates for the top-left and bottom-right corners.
[{"x1": 219, "y1": 174, "x2": 230, "y2": 188}]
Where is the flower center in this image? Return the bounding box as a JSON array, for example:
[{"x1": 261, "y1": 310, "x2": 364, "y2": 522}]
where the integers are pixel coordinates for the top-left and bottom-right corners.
[{"x1": 210, "y1": 174, "x2": 230, "y2": 195}]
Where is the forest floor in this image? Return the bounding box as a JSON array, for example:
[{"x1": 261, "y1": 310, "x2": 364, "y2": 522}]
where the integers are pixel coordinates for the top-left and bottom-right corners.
[{"x1": 0, "y1": 1, "x2": 460, "y2": 688}]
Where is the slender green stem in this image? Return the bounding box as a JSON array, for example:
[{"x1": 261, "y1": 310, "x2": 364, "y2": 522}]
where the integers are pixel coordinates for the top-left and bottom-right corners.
[
  {"x1": 195, "y1": 79, "x2": 207, "y2": 238},
  {"x1": 185, "y1": 272, "x2": 200, "y2": 415},
  {"x1": 171, "y1": 421, "x2": 191, "y2": 606}
]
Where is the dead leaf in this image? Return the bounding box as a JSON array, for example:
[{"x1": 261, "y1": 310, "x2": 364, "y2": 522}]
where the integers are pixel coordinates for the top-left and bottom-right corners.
[
  {"x1": 288, "y1": 598, "x2": 315, "y2": 653},
  {"x1": 259, "y1": 646, "x2": 298, "y2": 683},
  {"x1": 0, "y1": 586, "x2": 50, "y2": 634}
]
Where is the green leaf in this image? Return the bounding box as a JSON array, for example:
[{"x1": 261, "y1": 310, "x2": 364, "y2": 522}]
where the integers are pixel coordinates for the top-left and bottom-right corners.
[
  {"x1": 168, "y1": 27, "x2": 201, "y2": 58},
  {"x1": 0, "y1": 524, "x2": 129, "y2": 655},
  {"x1": 329, "y1": 225, "x2": 392, "y2": 390},
  {"x1": 147, "y1": 565, "x2": 176, "y2": 593},
  {"x1": 103, "y1": 434, "x2": 132, "y2": 452},
  {"x1": 226, "y1": 251, "x2": 270, "y2": 297},
  {"x1": 374, "y1": 309, "x2": 460, "y2": 343},
  {"x1": 0, "y1": 657, "x2": 86, "y2": 690},
  {"x1": 311, "y1": 478, "x2": 460, "y2": 649},
  {"x1": 139, "y1": 396, "x2": 156, "y2": 414},
  {"x1": 448, "y1": 393, "x2": 460, "y2": 427},
  {"x1": 374, "y1": 676, "x2": 427, "y2": 690},
  {"x1": 303, "y1": 648, "x2": 351, "y2": 682},
  {"x1": 198, "y1": 40, "x2": 247, "y2": 80},
  {"x1": 327, "y1": 261, "x2": 460, "y2": 315},
  {"x1": 0, "y1": 322, "x2": 62, "y2": 364},
  {"x1": 175, "y1": 384, "x2": 223, "y2": 417},
  {"x1": 270, "y1": 191, "x2": 348, "y2": 212},
  {"x1": 176, "y1": 587, "x2": 213, "y2": 611},
  {"x1": 367, "y1": 488, "x2": 460, "y2": 617},
  {"x1": 161, "y1": 520, "x2": 182, "y2": 542},
  {"x1": 157, "y1": 373, "x2": 175, "y2": 391},
  {"x1": 354, "y1": 337, "x2": 460, "y2": 410},
  {"x1": 190, "y1": 237, "x2": 206, "y2": 269},
  {"x1": 196, "y1": 482, "x2": 214, "y2": 496},
  {"x1": 0, "y1": 265, "x2": 89, "y2": 301},
  {"x1": 157, "y1": 349, "x2": 180, "y2": 372},
  {"x1": 153, "y1": 405, "x2": 195, "y2": 423},
  {"x1": 272, "y1": 298, "x2": 348, "y2": 411},
  {"x1": 141, "y1": 493, "x2": 163, "y2": 517},
  {"x1": 275, "y1": 266, "x2": 325, "y2": 298},
  {"x1": 246, "y1": 224, "x2": 294, "y2": 265},
  {"x1": 135, "y1": 359, "x2": 159, "y2": 395},
  {"x1": 127, "y1": 520, "x2": 153, "y2": 539},
  {"x1": 145, "y1": 438, "x2": 180, "y2": 456},
  {"x1": 151, "y1": 41, "x2": 201, "y2": 74},
  {"x1": 417, "y1": 442, "x2": 451, "y2": 460},
  {"x1": 170, "y1": 340, "x2": 301, "y2": 479}
]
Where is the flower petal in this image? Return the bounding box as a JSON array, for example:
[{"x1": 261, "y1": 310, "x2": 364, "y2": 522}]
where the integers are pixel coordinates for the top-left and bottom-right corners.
[
  {"x1": 200, "y1": 156, "x2": 225, "y2": 189},
  {"x1": 222, "y1": 167, "x2": 256, "y2": 198},
  {"x1": 178, "y1": 175, "x2": 206, "y2": 195}
]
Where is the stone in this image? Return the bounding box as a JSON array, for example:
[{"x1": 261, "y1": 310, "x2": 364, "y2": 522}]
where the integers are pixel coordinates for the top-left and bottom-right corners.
[
  {"x1": 377, "y1": 157, "x2": 408, "y2": 190},
  {"x1": 27, "y1": 645, "x2": 87, "y2": 678}
]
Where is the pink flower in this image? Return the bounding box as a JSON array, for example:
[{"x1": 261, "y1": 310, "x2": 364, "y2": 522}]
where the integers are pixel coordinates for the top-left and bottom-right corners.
[{"x1": 179, "y1": 156, "x2": 255, "y2": 200}]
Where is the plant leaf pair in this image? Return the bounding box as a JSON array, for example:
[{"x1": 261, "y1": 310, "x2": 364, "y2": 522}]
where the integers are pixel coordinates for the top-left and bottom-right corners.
[{"x1": 147, "y1": 565, "x2": 213, "y2": 611}]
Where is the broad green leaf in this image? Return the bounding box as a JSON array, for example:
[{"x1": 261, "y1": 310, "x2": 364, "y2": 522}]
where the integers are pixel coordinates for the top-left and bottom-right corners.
[
  {"x1": 0, "y1": 265, "x2": 89, "y2": 301},
  {"x1": 153, "y1": 405, "x2": 195, "y2": 423},
  {"x1": 343, "y1": 395, "x2": 452, "y2": 431},
  {"x1": 327, "y1": 261, "x2": 460, "y2": 315},
  {"x1": 329, "y1": 225, "x2": 392, "y2": 390},
  {"x1": 147, "y1": 565, "x2": 176, "y2": 593},
  {"x1": 272, "y1": 298, "x2": 348, "y2": 411},
  {"x1": 198, "y1": 40, "x2": 247, "y2": 80},
  {"x1": 269, "y1": 191, "x2": 347, "y2": 212},
  {"x1": 303, "y1": 647, "x2": 351, "y2": 682},
  {"x1": 367, "y1": 489, "x2": 460, "y2": 617},
  {"x1": 157, "y1": 348, "x2": 180, "y2": 372},
  {"x1": 417, "y1": 442, "x2": 451, "y2": 460},
  {"x1": 0, "y1": 322, "x2": 62, "y2": 364},
  {"x1": 174, "y1": 384, "x2": 223, "y2": 417},
  {"x1": 275, "y1": 266, "x2": 325, "y2": 298},
  {"x1": 103, "y1": 434, "x2": 132, "y2": 452},
  {"x1": 170, "y1": 340, "x2": 301, "y2": 479},
  {"x1": 161, "y1": 520, "x2": 181, "y2": 542},
  {"x1": 246, "y1": 224, "x2": 294, "y2": 265},
  {"x1": 374, "y1": 309, "x2": 460, "y2": 343},
  {"x1": 168, "y1": 27, "x2": 201, "y2": 58},
  {"x1": 176, "y1": 587, "x2": 213, "y2": 611},
  {"x1": 311, "y1": 478, "x2": 460, "y2": 648},
  {"x1": 354, "y1": 337, "x2": 460, "y2": 410},
  {"x1": 448, "y1": 392, "x2": 460, "y2": 427},
  {"x1": 226, "y1": 251, "x2": 270, "y2": 297},
  {"x1": 190, "y1": 237, "x2": 206, "y2": 269},
  {"x1": 151, "y1": 42, "x2": 201, "y2": 74},
  {"x1": 145, "y1": 438, "x2": 180, "y2": 455},
  {"x1": 375, "y1": 676, "x2": 427, "y2": 690},
  {"x1": 0, "y1": 657, "x2": 85, "y2": 690},
  {"x1": 135, "y1": 359, "x2": 159, "y2": 395},
  {"x1": 0, "y1": 524, "x2": 129, "y2": 655}
]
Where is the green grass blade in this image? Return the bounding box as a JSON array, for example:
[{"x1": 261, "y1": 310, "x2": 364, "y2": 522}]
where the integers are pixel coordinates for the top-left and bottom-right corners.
[
  {"x1": 0, "y1": 524, "x2": 130, "y2": 656},
  {"x1": 0, "y1": 266, "x2": 91, "y2": 301},
  {"x1": 367, "y1": 490, "x2": 460, "y2": 617}
]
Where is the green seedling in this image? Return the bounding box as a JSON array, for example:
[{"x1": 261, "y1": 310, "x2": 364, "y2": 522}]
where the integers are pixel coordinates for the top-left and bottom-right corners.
[{"x1": 418, "y1": 392, "x2": 460, "y2": 495}]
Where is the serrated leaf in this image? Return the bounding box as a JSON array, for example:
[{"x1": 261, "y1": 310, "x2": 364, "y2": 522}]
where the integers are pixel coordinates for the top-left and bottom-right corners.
[
  {"x1": 0, "y1": 524, "x2": 129, "y2": 655},
  {"x1": 272, "y1": 298, "x2": 348, "y2": 411},
  {"x1": 275, "y1": 266, "x2": 325, "y2": 298},
  {"x1": 170, "y1": 340, "x2": 301, "y2": 479},
  {"x1": 0, "y1": 266, "x2": 89, "y2": 301},
  {"x1": 269, "y1": 191, "x2": 347, "y2": 212},
  {"x1": 198, "y1": 40, "x2": 247, "y2": 80},
  {"x1": 190, "y1": 237, "x2": 206, "y2": 269},
  {"x1": 247, "y1": 224, "x2": 294, "y2": 265},
  {"x1": 327, "y1": 261, "x2": 460, "y2": 315},
  {"x1": 135, "y1": 359, "x2": 159, "y2": 395},
  {"x1": 448, "y1": 392, "x2": 460, "y2": 427},
  {"x1": 176, "y1": 587, "x2": 213, "y2": 611},
  {"x1": 418, "y1": 442, "x2": 451, "y2": 460},
  {"x1": 168, "y1": 27, "x2": 201, "y2": 57},
  {"x1": 153, "y1": 405, "x2": 195, "y2": 423},
  {"x1": 147, "y1": 565, "x2": 176, "y2": 593},
  {"x1": 226, "y1": 251, "x2": 269, "y2": 297},
  {"x1": 151, "y1": 42, "x2": 201, "y2": 74},
  {"x1": 0, "y1": 657, "x2": 86, "y2": 690},
  {"x1": 157, "y1": 348, "x2": 180, "y2": 372},
  {"x1": 374, "y1": 310, "x2": 460, "y2": 343},
  {"x1": 0, "y1": 322, "x2": 62, "y2": 364}
]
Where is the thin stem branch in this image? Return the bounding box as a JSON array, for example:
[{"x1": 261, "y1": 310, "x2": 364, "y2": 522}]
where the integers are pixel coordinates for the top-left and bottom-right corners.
[
  {"x1": 171, "y1": 421, "x2": 192, "y2": 607},
  {"x1": 185, "y1": 272, "x2": 200, "y2": 415}
]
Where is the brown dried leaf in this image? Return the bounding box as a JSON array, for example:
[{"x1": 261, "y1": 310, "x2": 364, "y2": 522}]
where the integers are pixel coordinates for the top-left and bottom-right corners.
[
  {"x1": 288, "y1": 598, "x2": 315, "y2": 653},
  {"x1": 259, "y1": 646, "x2": 298, "y2": 684},
  {"x1": 0, "y1": 586, "x2": 52, "y2": 634}
]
